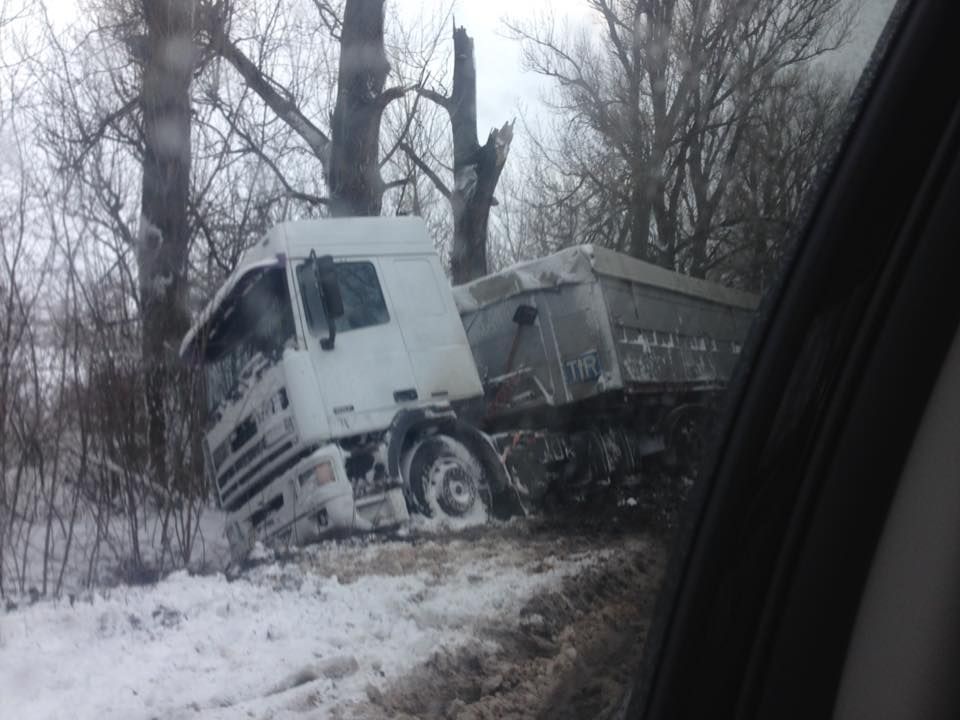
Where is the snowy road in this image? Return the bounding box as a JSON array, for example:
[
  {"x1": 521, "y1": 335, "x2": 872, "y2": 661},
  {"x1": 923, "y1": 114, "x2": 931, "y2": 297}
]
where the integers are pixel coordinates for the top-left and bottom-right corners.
[{"x1": 0, "y1": 522, "x2": 665, "y2": 720}]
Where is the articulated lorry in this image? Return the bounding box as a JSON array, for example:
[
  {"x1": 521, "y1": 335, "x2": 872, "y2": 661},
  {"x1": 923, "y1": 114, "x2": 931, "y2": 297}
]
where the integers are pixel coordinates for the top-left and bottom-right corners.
[{"x1": 180, "y1": 217, "x2": 757, "y2": 558}]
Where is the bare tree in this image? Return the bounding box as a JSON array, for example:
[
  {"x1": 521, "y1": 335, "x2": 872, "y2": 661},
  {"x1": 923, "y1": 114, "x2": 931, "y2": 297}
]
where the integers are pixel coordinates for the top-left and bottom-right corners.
[
  {"x1": 0, "y1": 142, "x2": 44, "y2": 597},
  {"x1": 206, "y1": 1, "x2": 511, "y2": 280},
  {"x1": 0, "y1": 0, "x2": 292, "y2": 591},
  {"x1": 488, "y1": 156, "x2": 579, "y2": 270},
  {"x1": 326, "y1": 0, "x2": 400, "y2": 215},
  {"x1": 709, "y1": 69, "x2": 849, "y2": 291},
  {"x1": 509, "y1": 0, "x2": 856, "y2": 276},
  {"x1": 35, "y1": 0, "x2": 275, "y2": 493},
  {"x1": 207, "y1": 0, "x2": 413, "y2": 216},
  {"x1": 134, "y1": 0, "x2": 208, "y2": 482}
]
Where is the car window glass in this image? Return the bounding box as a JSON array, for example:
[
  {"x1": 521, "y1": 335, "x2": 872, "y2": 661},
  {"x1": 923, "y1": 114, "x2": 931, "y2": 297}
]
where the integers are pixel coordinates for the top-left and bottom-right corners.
[
  {"x1": 0, "y1": 1, "x2": 902, "y2": 718},
  {"x1": 296, "y1": 260, "x2": 390, "y2": 334}
]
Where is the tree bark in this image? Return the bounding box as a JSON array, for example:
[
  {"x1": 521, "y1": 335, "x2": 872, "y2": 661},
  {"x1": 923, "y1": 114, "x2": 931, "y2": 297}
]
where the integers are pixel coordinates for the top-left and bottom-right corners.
[
  {"x1": 327, "y1": 0, "x2": 392, "y2": 217},
  {"x1": 137, "y1": 0, "x2": 198, "y2": 484},
  {"x1": 628, "y1": 175, "x2": 653, "y2": 261},
  {"x1": 446, "y1": 26, "x2": 512, "y2": 285}
]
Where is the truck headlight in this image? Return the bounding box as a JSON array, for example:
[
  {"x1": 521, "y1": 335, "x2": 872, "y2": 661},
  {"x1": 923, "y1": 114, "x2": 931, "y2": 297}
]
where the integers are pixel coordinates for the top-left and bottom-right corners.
[{"x1": 298, "y1": 460, "x2": 336, "y2": 491}]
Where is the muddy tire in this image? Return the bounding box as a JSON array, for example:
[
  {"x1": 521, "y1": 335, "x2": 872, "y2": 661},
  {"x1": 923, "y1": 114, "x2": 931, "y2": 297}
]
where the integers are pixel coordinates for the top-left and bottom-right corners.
[
  {"x1": 544, "y1": 430, "x2": 605, "y2": 511},
  {"x1": 669, "y1": 413, "x2": 707, "y2": 478},
  {"x1": 403, "y1": 434, "x2": 493, "y2": 521}
]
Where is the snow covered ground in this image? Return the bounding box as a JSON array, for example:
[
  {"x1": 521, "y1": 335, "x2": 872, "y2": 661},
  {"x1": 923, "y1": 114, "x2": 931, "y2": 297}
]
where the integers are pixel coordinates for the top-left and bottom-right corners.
[
  {"x1": 1, "y1": 476, "x2": 232, "y2": 603},
  {"x1": 0, "y1": 524, "x2": 647, "y2": 720}
]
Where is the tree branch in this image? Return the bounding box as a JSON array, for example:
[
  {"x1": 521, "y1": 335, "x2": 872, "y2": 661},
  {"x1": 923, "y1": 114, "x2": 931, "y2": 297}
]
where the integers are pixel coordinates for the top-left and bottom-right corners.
[
  {"x1": 399, "y1": 141, "x2": 451, "y2": 199},
  {"x1": 384, "y1": 177, "x2": 410, "y2": 191},
  {"x1": 74, "y1": 97, "x2": 140, "y2": 167},
  {"x1": 416, "y1": 86, "x2": 452, "y2": 112},
  {"x1": 310, "y1": 0, "x2": 343, "y2": 39},
  {"x1": 377, "y1": 85, "x2": 410, "y2": 109},
  {"x1": 217, "y1": 104, "x2": 329, "y2": 208},
  {"x1": 211, "y1": 33, "x2": 332, "y2": 169}
]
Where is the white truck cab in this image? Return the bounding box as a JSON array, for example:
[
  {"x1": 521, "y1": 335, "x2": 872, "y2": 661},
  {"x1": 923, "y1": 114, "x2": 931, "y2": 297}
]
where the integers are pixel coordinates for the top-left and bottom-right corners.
[{"x1": 181, "y1": 217, "x2": 513, "y2": 558}]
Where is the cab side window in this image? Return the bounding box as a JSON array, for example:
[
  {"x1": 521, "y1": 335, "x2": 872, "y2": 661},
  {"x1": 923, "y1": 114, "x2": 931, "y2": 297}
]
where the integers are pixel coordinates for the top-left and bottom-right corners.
[{"x1": 296, "y1": 261, "x2": 389, "y2": 333}]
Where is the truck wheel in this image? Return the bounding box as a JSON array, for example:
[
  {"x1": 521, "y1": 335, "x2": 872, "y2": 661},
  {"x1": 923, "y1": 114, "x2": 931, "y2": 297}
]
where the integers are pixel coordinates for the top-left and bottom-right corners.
[{"x1": 403, "y1": 435, "x2": 492, "y2": 521}]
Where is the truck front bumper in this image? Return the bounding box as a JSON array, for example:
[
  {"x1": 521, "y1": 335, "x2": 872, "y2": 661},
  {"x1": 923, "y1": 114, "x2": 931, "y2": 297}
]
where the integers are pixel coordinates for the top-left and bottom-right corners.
[
  {"x1": 236, "y1": 445, "x2": 410, "y2": 554},
  {"x1": 353, "y1": 487, "x2": 409, "y2": 532}
]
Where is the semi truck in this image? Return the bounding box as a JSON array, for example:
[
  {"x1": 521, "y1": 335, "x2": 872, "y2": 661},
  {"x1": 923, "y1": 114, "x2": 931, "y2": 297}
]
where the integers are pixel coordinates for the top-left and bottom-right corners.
[{"x1": 180, "y1": 217, "x2": 757, "y2": 558}]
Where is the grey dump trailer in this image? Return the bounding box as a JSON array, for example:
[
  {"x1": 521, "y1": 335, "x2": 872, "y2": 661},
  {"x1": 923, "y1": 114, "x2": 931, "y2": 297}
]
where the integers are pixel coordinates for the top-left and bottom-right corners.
[{"x1": 453, "y1": 245, "x2": 759, "y2": 505}]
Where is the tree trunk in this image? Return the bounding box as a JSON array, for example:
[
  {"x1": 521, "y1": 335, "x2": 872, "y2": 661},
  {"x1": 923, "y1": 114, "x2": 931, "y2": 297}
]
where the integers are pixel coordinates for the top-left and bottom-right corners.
[
  {"x1": 628, "y1": 176, "x2": 653, "y2": 261},
  {"x1": 448, "y1": 26, "x2": 513, "y2": 285},
  {"x1": 138, "y1": 0, "x2": 198, "y2": 484},
  {"x1": 210, "y1": 0, "x2": 403, "y2": 216},
  {"x1": 328, "y1": 0, "x2": 391, "y2": 217}
]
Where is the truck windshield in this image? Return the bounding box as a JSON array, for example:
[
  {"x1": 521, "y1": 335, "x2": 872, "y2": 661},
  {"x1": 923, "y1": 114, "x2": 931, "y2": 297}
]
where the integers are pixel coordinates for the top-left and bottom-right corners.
[
  {"x1": 204, "y1": 267, "x2": 295, "y2": 413},
  {"x1": 296, "y1": 260, "x2": 389, "y2": 333}
]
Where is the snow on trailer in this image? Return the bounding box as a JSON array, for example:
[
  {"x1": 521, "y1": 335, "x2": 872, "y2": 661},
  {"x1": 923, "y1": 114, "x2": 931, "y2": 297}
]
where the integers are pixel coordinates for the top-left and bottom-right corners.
[{"x1": 453, "y1": 246, "x2": 759, "y2": 499}]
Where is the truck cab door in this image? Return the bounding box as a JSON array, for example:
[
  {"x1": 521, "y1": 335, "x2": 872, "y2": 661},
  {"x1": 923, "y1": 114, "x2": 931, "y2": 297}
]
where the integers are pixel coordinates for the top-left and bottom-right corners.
[
  {"x1": 293, "y1": 259, "x2": 419, "y2": 434},
  {"x1": 381, "y1": 256, "x2": 483, "y2": 403}
]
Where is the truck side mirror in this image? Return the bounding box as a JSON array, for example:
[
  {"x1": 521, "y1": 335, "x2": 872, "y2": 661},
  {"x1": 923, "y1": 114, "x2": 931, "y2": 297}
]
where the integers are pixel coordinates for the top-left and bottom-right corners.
[{"x1": 310, "y1": 252, "x2": 344, "y2": 351}]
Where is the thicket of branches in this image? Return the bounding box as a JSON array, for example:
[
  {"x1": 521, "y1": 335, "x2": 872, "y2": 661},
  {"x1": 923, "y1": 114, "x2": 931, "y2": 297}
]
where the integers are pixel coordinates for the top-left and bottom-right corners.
[
  {"x1": 503, "y1": 0, "x2": 857, "y2": 289},
  {"x1": 0, "y1": 0, "x2": 863, "y2": 597}
]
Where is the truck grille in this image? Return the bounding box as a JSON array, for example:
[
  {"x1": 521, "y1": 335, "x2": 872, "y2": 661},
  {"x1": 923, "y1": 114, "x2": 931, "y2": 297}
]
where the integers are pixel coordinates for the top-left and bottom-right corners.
[
  {"x1": 218, "y1": 437, "x2": 267, "y2": 489},
  {"x1": 221, "y1": 444, "x2": 317, "y2": 513},
  {"x1": 231, "y1": 415, "x2": 257, "y2": 452},
  {"x1": 220, "y1": 440, "x2": 293, "y2": 502}
]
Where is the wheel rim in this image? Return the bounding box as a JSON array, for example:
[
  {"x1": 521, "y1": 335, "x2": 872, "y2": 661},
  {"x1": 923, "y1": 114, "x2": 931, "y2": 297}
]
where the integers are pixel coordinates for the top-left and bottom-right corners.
[
  {"x1": 406, "y1": 436, "x2": 490, "y2": 519},
  {"x1": 427, "y1": 457, "x2": 480, "y2": 516}
]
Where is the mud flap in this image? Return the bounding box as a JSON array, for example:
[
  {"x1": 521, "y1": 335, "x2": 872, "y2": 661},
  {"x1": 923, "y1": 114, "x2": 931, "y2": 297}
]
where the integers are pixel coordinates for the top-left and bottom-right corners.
[
  {"x1": 660, "y1": 403, "x2": 715, "y2": 473},
  {"x1": 491, "y1": 482, "x2": 528, "y2": 519}
]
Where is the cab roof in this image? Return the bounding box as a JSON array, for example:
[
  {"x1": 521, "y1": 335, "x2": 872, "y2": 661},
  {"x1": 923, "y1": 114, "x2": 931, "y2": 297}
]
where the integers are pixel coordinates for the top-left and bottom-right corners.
[{"x1": 180, "y1": 217, "x2": 433, "y2": 361}]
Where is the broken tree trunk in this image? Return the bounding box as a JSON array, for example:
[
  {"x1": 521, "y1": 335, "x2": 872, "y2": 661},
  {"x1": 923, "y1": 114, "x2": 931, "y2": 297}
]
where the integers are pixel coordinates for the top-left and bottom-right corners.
[
  {"x1": 449, "y1": 25, "x2": 513, "y2": 285},
  {"x1": 137, "y1": 0, "x2": 199, "y2": 485},
  {"x1": 418, "y1": 25, "x2": 513, "y2": 285}
]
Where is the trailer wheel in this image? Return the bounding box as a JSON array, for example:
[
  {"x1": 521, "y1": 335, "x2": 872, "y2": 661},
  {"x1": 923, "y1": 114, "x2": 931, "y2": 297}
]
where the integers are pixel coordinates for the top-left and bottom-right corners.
[
  {"x1": 403, "y1": 435, "x2": 492, "y2": 522},
  {"x1": 669, "y1": 412, "x2": 707, "y2": 477}
]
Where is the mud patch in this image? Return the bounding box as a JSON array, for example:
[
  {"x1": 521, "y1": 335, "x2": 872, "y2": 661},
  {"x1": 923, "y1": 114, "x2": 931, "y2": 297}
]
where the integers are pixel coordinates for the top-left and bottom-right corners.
[
  {"x1": 339, "y1": 534, "x2": 666, "y2": 720},
  {"x1": 289, "y1": 519, "x2": 638, "y2": 584}
]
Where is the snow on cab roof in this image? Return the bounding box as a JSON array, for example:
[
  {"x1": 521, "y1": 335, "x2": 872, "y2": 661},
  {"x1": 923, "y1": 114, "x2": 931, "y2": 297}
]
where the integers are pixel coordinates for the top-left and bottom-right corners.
[{"x1": 452, "y1": 245, "x2": 760, "y2": 313}]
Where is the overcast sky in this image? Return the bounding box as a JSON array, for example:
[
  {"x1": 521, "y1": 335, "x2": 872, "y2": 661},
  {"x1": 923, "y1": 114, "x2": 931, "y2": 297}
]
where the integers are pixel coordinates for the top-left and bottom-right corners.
[
  {"x1": 38, "y1": 0, "x2": 898, "y2": 141},
  {"x1": 453, "y1": 0, "x2": 899, "y2": 133}
]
